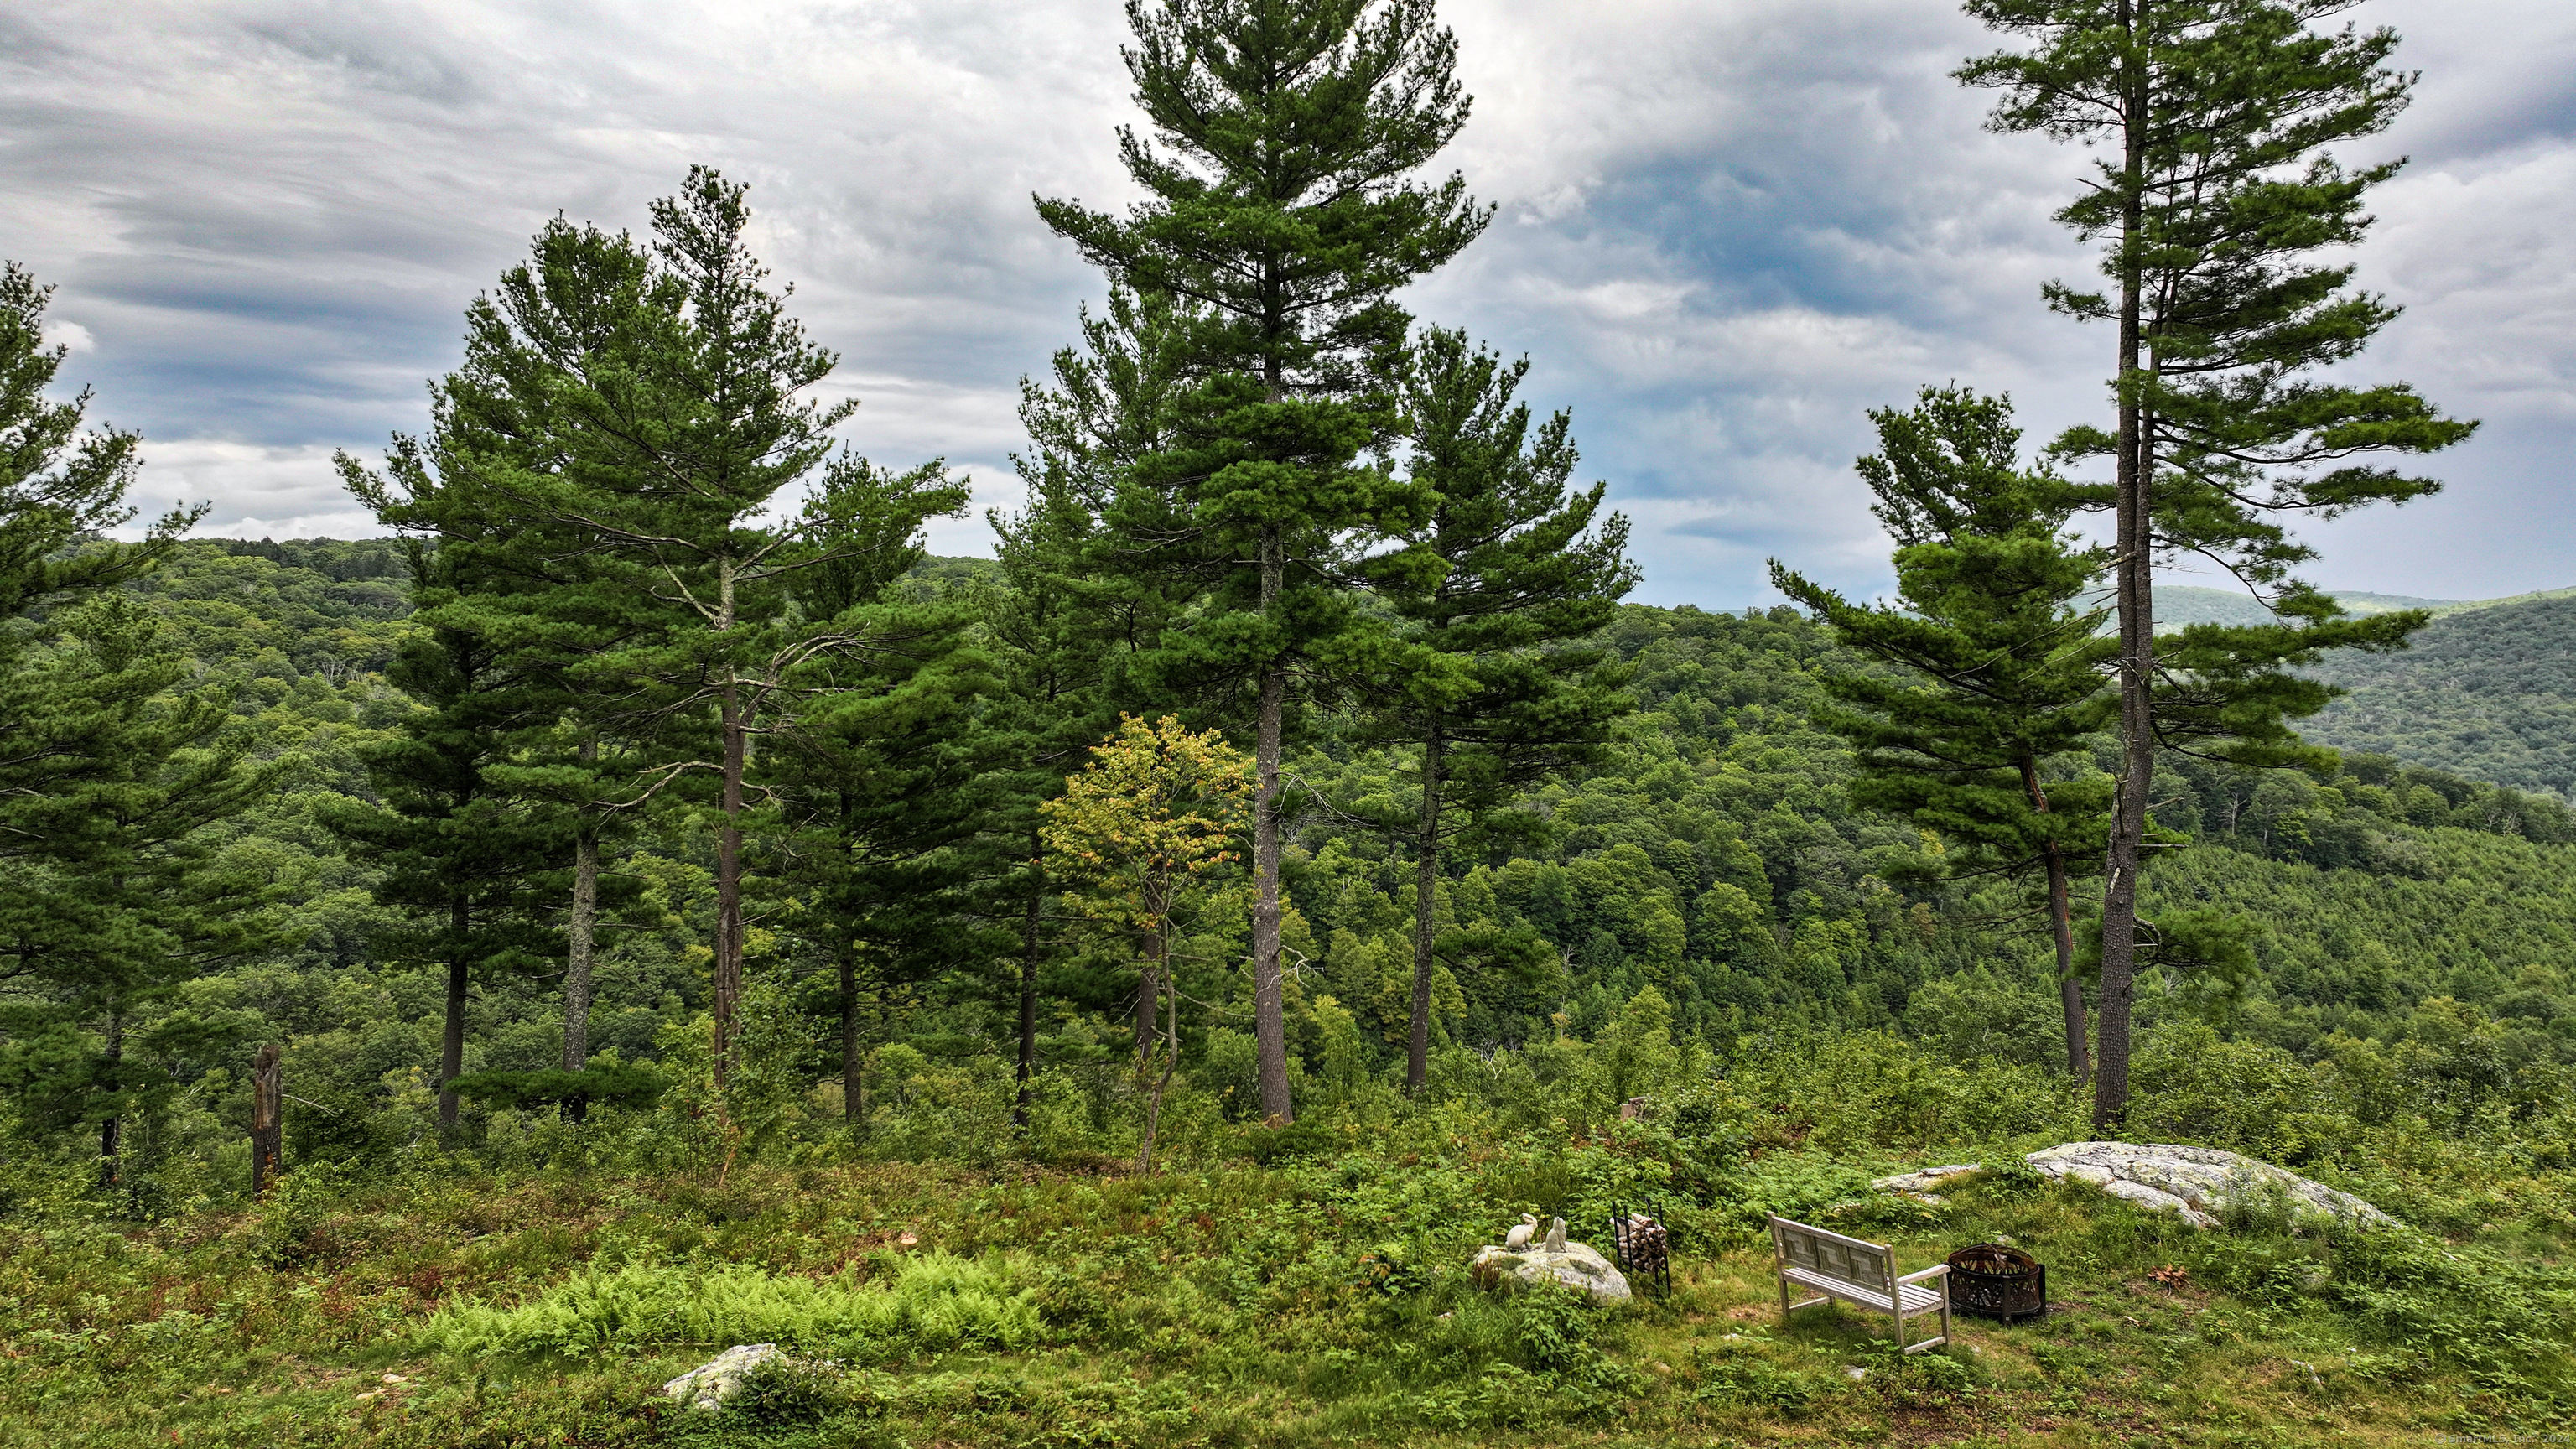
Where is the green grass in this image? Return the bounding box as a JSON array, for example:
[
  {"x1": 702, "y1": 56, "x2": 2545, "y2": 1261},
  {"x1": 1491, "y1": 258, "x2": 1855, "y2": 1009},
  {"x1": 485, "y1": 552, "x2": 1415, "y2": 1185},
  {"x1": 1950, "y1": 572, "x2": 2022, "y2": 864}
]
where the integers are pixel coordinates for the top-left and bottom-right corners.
[{"x1": 3, "y1": 1129, "x2": 2566, "y2": 1448}]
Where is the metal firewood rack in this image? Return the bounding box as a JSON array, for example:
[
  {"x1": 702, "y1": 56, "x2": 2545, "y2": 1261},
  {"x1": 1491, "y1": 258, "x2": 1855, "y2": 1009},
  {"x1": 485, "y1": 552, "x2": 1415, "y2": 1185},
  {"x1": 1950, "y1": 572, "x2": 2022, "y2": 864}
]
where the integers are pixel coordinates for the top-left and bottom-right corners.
[{"x1": 1607, "y1": 1199, "x2": 1672, "y2": 1297}]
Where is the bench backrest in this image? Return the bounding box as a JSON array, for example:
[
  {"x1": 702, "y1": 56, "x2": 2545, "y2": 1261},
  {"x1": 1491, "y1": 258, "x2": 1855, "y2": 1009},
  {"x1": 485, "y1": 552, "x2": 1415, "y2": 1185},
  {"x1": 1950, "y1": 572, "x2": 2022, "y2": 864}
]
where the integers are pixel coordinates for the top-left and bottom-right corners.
[{"x1": 1768, "y1": 1215, "x2": 1893, "y2": 1293}]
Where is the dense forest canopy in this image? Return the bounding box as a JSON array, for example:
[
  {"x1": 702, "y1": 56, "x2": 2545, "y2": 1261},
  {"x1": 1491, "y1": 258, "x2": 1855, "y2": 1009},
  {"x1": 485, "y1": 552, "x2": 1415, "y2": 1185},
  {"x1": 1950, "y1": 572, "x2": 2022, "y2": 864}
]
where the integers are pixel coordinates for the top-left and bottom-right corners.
[{"x1": 0, "y1": 534, "x2": 2559, "y2": 1202}]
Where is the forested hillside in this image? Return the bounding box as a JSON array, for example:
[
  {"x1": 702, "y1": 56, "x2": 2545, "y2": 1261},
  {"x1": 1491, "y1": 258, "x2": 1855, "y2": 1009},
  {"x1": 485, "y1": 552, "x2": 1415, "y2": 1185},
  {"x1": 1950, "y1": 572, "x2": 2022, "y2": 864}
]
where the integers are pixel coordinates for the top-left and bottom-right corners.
[
  {"x1": 2142, "y1": 585, "x2": 2576, "y2": 801},
  {"x1": 2304, "y1": 594, "x2": 2576, "y2": 801},
  {"x1": 35, "y1": 538, "x2": 2567, "y2": 1203}
]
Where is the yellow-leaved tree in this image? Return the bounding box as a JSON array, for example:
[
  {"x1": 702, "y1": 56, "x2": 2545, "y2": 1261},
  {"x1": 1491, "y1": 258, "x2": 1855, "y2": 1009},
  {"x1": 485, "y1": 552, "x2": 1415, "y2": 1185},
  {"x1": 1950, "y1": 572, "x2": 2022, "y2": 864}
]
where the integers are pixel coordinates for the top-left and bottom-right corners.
[{"x1": 1039, "y1": 715, "x2": 1253, "y2": 1171}]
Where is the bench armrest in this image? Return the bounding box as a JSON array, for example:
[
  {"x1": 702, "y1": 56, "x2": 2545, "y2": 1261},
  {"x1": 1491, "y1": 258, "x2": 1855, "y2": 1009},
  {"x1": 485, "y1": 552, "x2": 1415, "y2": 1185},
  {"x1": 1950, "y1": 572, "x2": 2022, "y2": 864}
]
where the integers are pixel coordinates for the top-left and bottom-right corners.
[{"x1": 1897, "y1": 1264, "x2": 1950, "y2": 1285}]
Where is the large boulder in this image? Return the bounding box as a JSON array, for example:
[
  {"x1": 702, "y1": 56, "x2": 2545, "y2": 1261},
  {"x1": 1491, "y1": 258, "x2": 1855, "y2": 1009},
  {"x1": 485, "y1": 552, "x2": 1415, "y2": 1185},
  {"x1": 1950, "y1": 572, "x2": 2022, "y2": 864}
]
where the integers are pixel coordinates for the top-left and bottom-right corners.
[
  {"x1": 1471, "y1": 1241, "x2": 1633, "y2": 1304},
  {"x1": 2025, "y1": 1142, "x2": 2394, "y2": 1230},
  {"x1": 662, "y1": 1343, "x2": 791, "y2": 1410},
  {"x1": 1872, "y1": 1143, "x2": 2395, "y2": 1231}
]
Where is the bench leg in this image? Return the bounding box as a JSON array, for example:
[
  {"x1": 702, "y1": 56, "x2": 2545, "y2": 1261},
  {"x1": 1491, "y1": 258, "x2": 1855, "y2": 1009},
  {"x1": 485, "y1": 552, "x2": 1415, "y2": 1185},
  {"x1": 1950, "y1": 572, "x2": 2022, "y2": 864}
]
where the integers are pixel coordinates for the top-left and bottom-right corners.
[
  {"x1": 1778, "y1": 1271, "x2": 1791, "y2": 1322},
  {"x1": 1901, "y1": 1292, "x2": 1948, "y2": 1354}
]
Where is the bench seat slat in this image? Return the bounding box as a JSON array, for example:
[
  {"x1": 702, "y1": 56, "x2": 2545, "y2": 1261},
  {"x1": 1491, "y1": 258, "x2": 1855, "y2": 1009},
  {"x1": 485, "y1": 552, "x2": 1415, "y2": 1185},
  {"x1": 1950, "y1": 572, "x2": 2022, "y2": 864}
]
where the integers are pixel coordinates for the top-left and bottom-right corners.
[{"x1": 1781, "y1": 1265, "x2": 1943, "y2": 1314}]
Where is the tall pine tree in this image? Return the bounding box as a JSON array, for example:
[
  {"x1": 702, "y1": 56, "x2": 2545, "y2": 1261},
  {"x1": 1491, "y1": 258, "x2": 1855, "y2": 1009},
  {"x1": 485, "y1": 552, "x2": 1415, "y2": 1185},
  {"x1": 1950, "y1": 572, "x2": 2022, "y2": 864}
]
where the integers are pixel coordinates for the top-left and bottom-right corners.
[
  {"x1": 1358, "y1": 329, "x2": 1635, "y2": 1093},
  {"x1": 1960, "y1": 0, "x2": 2475, "y2": 1124},
  {"x1": 1036, "y1": 0, "x2": 1489, "y2": 1119},
  {"x1": 989, "y1": 288, "x2": 1200, "y2": 1127},
  {"x1": 343, "y1": 215, "x2": 670, "y2": 1083},
  {"x1": 1772, "y1": 387, "x2": 2113, "y2": 1078},
  {"x1": 765, "y1": 459, "x2": 987, "y2": 1125},
  {"x1": 0, "y1": 264, "x2": 276, "y2": 1182}
]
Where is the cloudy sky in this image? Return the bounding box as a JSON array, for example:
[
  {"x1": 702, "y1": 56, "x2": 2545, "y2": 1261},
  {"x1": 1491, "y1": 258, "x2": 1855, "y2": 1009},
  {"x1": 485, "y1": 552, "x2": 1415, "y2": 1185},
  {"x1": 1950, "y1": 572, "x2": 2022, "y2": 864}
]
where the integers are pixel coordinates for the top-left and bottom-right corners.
[{"x1": 3, "y1": 0, "x2": 2568, "y2": 608}]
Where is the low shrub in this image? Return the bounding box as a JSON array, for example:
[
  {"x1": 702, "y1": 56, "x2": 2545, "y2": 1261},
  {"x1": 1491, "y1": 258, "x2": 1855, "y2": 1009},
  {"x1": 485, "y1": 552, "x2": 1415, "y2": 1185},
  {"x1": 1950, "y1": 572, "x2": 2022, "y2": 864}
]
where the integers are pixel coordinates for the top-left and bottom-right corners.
[{"x1": 421, "y1": 1249, "x2": 1044, "y2": 1360}]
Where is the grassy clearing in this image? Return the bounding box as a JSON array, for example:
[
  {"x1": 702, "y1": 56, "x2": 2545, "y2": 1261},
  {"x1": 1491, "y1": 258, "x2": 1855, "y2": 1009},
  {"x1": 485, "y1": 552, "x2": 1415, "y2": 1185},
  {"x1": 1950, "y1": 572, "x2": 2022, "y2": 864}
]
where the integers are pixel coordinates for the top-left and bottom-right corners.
[{"x1": 3, "y1": 1122, "x2": 2565, "y2": 1448}]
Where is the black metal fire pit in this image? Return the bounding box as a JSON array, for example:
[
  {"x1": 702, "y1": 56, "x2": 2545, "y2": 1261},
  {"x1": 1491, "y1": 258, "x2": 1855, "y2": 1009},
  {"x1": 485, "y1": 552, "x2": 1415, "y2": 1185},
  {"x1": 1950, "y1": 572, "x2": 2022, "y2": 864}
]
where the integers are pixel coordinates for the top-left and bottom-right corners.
[{"x1": 1946, "y1": 1243, "x2": 2045, "y2": 1322}]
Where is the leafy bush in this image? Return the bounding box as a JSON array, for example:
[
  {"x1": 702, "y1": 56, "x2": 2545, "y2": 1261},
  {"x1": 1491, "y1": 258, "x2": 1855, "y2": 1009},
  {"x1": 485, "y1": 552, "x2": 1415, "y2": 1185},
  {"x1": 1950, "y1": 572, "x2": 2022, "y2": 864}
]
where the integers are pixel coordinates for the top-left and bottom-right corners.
[{"x1": 723, "y1": 1354, "x2": 845, "y2": 1427}]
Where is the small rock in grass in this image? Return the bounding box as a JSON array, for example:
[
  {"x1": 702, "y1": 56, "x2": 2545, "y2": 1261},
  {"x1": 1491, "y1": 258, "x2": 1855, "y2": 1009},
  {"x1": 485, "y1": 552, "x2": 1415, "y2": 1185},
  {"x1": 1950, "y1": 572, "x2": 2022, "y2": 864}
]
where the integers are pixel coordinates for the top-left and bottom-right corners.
[
  {"x1": 1845, "y1": 1366, "x2": 1868, "y2": 1382},
  {"x1": 1869, "y1": 1164, "x2": 1981, "y2": 1194},
  {"x1": 662, "y1": 1343, "x2": 792, "y2": 1410}
]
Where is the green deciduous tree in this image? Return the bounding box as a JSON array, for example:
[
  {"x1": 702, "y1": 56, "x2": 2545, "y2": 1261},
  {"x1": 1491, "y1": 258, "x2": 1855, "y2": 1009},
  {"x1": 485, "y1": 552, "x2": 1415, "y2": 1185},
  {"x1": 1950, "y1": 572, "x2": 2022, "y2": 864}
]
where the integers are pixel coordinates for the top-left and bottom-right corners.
[
  {"x1": 1359, "y1": 329, "x2": 1636, "y2": 1093},
  {"x1": 1960, "y1": 0, "x2": 2476, "y2": 1124},
  {"x1": 1041, "y1": 714, "x2": 1253, "y2": 1171},
  {"x1": 1773, "y1": 387, "x2": 2114, "y2": 1078},
  {"x1": 1037, "y1": 0, "x2": 1490, "y2": 1120}
]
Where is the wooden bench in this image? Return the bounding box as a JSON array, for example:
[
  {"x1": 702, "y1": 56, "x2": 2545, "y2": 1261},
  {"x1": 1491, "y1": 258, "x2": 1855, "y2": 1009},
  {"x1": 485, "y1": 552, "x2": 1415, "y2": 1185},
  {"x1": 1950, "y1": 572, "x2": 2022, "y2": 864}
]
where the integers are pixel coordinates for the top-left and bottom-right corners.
[{"x1": 1766, "y1": 1214, "x2": 1951, "y2": 1353}]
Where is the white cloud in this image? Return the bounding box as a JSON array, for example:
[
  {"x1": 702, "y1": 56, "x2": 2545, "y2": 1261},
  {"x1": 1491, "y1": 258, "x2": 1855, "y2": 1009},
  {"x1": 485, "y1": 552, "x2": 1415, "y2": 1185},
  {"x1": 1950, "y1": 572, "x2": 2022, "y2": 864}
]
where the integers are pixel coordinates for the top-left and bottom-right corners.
[
  {"x1": 1, "y1": 0, "x2": 2565, "y2": 605},
  {"x1": 38, "y1": 319, "x2": 92, "y2": 353},
  {"x1": 131, "y1": 440, "x2": 371, "y2": 536}
]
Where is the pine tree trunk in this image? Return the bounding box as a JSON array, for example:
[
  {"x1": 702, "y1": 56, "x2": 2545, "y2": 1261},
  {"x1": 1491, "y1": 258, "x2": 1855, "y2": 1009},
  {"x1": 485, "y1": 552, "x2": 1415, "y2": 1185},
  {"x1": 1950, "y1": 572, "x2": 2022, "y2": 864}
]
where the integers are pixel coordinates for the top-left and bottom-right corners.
[
  {"x1": 2095, "y1": 3, "x2": 2152, "y2": 1131},
  {"x1": 1016, "y1": 829, "x2": 1041, "y2": 1135},
  {"x1": 714, "y1": 678, "x2": 745, "y2": 1088},
  {"x1": 440, "y1": 898, "x2": 469, "y2": 1133},
  {"x1": 839, "y1": 937, "x2": 862, "y2": 1125},
  {"x1": 251, "y1": 1043, "x2": 283, "y2": 1197},
  {"x1": 1408, "y1": 726, "x2": 1444, "y2": 1095},
  {"x1": 1251, "y1": 523, "x2": 1292, "y2": 1123},
  {"x1": 99, "y1": 1010, "x2": 123, "y2": 1189},
  {"x1": 2019, "y1": 757, "x2": 2088, "y2": 1081},
  {"x1": 2047, "y1": 844, "x2": 2088, "y2": 1081},
  {"x1": 562, "y1": 827, "x2": 598, "y2": 1072}
]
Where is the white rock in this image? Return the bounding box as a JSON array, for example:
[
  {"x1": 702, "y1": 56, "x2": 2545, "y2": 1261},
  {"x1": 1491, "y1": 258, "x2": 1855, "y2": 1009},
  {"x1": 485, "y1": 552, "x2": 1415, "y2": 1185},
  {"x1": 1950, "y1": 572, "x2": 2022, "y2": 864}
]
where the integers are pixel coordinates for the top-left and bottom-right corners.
[
  {"x1": 2096, "y1": 1177, "x2": 2218, "y2": 1229},
  {"x1": 662, "y1": 1343, "x2": 791, "y2": 1410},
  {"x1": 1869, "y1": 1163, "x2": 1981, "y2": 1194},
  {"x1": 1471, "y1": 1239, "x2": 1633, "y2": 1304},
  {"x1": 2021, "y1": 1142, "x2": 2394, "y2": 1231}
]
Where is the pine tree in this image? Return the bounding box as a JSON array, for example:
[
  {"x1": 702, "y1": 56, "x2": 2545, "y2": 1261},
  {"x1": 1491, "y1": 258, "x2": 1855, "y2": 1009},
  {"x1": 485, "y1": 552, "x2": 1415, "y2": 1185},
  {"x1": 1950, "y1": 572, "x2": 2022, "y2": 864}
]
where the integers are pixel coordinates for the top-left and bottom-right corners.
[
  {"x1": 355, "y1": 171, "x2": 947, "y2": 1086},
  {"x1": 0, "y1": 595, "x2": 282, "y2": 1183},
  {"x1": 1772, "y1": 387, "x2": 2115, "y2": 1078},
  {"x1": 1036, "y1": 0, "x2": 1490, "y2": 1120},
  {"x1": 0, "y1": 263, "x2": 195, "y2": 607},
  {"x1": 763, "y1": 459, "x2": 988, "y2": 1126},
  {"x1": 341, "y1": 215, "x2": 669, "y2": 1083},
  {"x1": 0, "y1": 264, "x2": 273, "y2": 1183},
  {"x1": 326, "y1": 543, "x2": 562, "y2": 1135},
  {"x1": 1959, "y1": 0, "x2": 2477, "y2": 1124},
  {"x1": 988, "y1": 288, "x2": 1198, "y2": 1128},
  {"x1": 1358, "y1": 329, "x2": 1636, "y2": 1093}
]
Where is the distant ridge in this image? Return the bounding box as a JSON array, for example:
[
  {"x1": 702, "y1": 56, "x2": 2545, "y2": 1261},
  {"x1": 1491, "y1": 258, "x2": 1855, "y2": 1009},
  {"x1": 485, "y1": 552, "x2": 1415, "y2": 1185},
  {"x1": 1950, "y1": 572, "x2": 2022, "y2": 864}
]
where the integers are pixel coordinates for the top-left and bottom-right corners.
[
  {"x1": 2305, "y1": 593, "x2": 2576, "y2": 802},
  {"x1": 2154, "y1": 581, "x2": 2576, "y2": 626}
]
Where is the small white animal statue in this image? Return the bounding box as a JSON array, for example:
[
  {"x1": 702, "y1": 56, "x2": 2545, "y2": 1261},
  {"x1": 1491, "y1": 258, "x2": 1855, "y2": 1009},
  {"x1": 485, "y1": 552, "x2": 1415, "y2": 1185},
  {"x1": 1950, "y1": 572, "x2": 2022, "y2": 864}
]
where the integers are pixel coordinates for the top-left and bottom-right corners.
[
  {"x1": 1504, "y1": 1214, "x2": 1537, "y2": 1250},
  {"x1": 1543, "y1": 1217, "x2": 1567, "y2": 1253}
]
